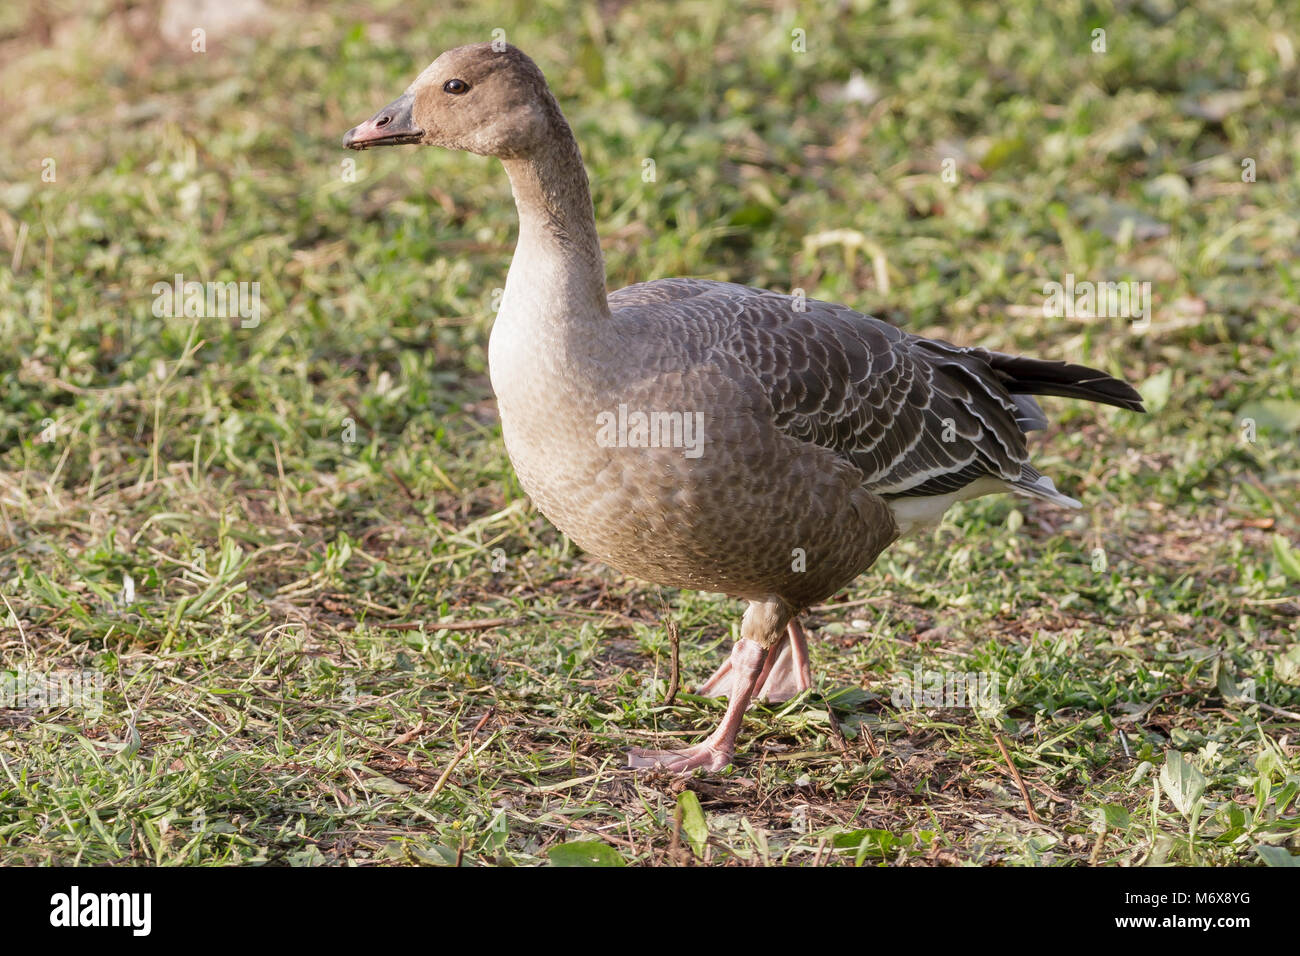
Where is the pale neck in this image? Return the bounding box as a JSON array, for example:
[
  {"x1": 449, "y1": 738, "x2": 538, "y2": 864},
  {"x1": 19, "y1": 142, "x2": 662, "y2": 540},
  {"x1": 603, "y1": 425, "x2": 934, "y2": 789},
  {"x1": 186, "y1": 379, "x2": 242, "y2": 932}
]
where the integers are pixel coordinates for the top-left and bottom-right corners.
[{"x1": 499, "y1": 118, "x2": 609, "y2": 322}]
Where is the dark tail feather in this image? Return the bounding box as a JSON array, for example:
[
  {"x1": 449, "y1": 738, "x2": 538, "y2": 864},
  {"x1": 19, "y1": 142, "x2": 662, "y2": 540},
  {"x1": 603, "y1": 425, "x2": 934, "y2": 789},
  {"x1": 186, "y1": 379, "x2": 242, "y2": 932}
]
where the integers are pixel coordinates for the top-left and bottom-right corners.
[{"x1": 984, "y1": 352, "x2": 1146, "y2": 413}]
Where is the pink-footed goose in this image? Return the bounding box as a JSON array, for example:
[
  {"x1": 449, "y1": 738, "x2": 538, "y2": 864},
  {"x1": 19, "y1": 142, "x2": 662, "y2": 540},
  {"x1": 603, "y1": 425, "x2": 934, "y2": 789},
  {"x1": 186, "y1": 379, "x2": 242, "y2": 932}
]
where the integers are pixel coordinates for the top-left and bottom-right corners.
[{"x1": 344, "y1": 43, "x2": 1144, "y2": 773}]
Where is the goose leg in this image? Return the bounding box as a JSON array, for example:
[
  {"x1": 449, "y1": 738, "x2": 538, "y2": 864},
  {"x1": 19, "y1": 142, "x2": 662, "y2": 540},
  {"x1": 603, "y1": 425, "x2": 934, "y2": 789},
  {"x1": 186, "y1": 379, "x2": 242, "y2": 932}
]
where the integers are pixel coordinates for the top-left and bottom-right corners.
[
  {"x1": 695, "y1": 655, "x2": 735, "y2": 697},
  {"x1": 697, "y1": 619, "x2": 812, "y2": 702},
  {"x1": 628, "y1": 638, "x2": 768, "y2": 772},
  {"x1": 754, "y1": 619, "x2": 812, "y2": 702}
]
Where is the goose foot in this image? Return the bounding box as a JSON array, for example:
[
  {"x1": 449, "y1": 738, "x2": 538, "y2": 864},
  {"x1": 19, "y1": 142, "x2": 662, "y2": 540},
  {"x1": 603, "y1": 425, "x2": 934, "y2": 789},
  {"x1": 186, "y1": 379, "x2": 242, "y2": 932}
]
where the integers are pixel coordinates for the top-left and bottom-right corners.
[
  {"x1": 629, "y1": 637, "x2": 768, "y2": 774},
  {"x1": 626, "y1": 742, "x2": 733, "y2": 773},
  {"x1": 697, "y1": 620, "x2": 812, "y2": 702}
]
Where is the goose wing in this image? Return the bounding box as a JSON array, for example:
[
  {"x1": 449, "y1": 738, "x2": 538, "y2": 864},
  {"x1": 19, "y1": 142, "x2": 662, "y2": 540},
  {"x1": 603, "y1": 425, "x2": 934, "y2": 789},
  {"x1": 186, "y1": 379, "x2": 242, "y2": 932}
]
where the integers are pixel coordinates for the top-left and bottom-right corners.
[{"x1": 609, "y1": 280, "x2": 1139, "y2": 503}]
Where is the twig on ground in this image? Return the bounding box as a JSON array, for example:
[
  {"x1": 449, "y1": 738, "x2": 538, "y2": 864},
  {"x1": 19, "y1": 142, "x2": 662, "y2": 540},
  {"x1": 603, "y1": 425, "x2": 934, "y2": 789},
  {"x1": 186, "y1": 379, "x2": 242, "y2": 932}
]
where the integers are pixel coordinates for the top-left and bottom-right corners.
[
  {"x1": 385, "y1": 467, "x2": 416, "y2": 500},
  {"x1": 994, "y1": 731, "x2": 1041, "y2": 824},
  {"x1": 665, "y1": 618, "x2": 681, "y2": 705},
  {"x1": 822, "y1": 696, "x2": 848, "y2": 752},
  {"x1": 1, "y1": 590, "x2": 29, "y2": 658},
  {"x1": 363, "y1": 617, "x2": 521, "y2": 632},
  {"x1": 669, "y1": 797, "x2": 685, "y2": 865},
  {"x1": 344, "y1": 726, "x2": 418, "y2": 767},
  {"x1": 430, "y1": 708, "x2": 496, "y2": 796},
  {"x1": 861, "y1": 720, "x2": 881, "y2": 758},
  {"x1": 1258, "y1": 701, "x2": 1300, "y2": 721},
  {"x1": 391, "y1": 722, "x2": 432, "y2": 747}
]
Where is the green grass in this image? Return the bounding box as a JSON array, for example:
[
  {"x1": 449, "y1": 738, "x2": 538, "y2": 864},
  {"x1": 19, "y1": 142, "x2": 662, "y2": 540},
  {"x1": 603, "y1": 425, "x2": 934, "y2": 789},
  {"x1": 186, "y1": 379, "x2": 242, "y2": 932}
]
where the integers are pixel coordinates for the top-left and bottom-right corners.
[{"x1": 1, "y1": 0, "x2": 1298, "y2": 866}]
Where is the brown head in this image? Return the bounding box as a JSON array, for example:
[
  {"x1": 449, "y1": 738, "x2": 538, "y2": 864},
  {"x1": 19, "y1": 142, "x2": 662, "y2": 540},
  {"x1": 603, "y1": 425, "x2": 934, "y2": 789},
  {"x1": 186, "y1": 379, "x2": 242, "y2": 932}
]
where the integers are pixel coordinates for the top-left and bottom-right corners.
[{"x1": 343, "y1": 43, "x2": 562, "y2": 158}]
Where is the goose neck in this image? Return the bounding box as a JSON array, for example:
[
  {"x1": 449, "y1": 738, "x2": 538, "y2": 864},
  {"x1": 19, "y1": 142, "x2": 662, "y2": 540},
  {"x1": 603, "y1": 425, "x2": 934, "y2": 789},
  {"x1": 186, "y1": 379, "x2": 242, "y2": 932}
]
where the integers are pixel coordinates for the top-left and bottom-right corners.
[{"x1": 499, "y1": 125, "x2": 609, "y2": 323}]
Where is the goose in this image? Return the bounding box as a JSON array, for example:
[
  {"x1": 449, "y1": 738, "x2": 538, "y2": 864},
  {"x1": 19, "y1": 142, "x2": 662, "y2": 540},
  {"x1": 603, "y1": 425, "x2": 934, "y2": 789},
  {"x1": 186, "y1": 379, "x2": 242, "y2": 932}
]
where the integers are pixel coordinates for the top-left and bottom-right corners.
[{"x1": 344, "y1": 43, "x2": 1144, "y2": 773}]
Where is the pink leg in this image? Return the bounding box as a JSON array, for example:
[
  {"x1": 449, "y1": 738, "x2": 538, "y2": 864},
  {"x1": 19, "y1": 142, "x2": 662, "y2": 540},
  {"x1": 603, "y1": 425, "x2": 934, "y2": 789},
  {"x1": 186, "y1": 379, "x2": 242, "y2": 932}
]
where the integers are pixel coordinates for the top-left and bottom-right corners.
[
  {"x1": 696, "y1": 654, "x2": 734, "y2": 697},
  {"x1": 628, "y1": 638, "x2": 768, "y2": 772},
  {"x1": 757, "y1": 619, "x2": 812, "y2": 702},
  {"x1": 697, "y1": 620, "x2": 812, "y2": 702}
]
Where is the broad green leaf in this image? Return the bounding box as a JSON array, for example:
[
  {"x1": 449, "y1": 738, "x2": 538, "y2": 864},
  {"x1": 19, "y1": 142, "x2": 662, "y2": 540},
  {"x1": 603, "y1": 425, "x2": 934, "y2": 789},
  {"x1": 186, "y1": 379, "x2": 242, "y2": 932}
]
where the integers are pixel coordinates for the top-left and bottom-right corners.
[
  {"x1": 1276, "y1": 777, "x2": 1300, "y2": 816},
  {"x1": 1160, "y1": 751, "x2": 1206, "y2": 816},
  {"x1": 1238, "y1": 400, "x2": 1300, "y2": 434},
  {"x1": 1217, "y1": 667, "x2": 1257, "y2": 703},
  {"x1": 1138, "y1": 368, "x2": 1172, "y2": 413},
  {"x1": 1126, "y1": 760, "x2": 1154, "y2": 788},
  {"x1": 1272, "y1": 535, "x2": 1300, "y2": 582},
  {"x1": 1278, "y1": 645, "x2": 1300, "y2": 686},
  {"x1": 824, "y1": 685, "x2": 872, "y2": 711},
  {"x1": 1099, "y1": 803, "x2": 1130, "y2": 828},
  {"x1": 980, "y1": 136, "x2": 1027, "y2": 171},
  {"x1": 833, "y1": 828, "x2": 909, "y2": 864},
  {"x1": 677, "y1": 790, "x2": 709, "y2": 858},
  {"x1": 1255, "y1": 845, "x2": 1300, "y2": 867},
  {"x1": 548, "y1": 840, "x2": 626, "y2": 867},
  {"x1": 363, "y1": 774, "x2": 411, "y2": 795},
  {"x1": 1255, "y1": 750, "x2": 1282, "y2": 780},
  {"x1": 1006, "y1": 508, "x2": 1024, "y2": 534}
]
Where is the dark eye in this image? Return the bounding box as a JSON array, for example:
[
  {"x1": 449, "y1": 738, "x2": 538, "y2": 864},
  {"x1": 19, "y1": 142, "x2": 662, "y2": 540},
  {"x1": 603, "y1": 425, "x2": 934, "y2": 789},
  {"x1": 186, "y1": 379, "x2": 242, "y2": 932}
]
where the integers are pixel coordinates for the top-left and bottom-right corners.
[{"x1": 443, "y1": 78, "x2": 470, "y2": 94}]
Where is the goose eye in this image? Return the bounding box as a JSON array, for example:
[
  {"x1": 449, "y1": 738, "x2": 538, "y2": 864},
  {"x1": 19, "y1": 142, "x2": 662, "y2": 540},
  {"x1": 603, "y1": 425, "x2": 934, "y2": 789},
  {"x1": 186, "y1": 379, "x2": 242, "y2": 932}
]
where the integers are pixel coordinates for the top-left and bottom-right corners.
[{"x1": 443, "y1": 78, "x2": 470, "y2": 94}]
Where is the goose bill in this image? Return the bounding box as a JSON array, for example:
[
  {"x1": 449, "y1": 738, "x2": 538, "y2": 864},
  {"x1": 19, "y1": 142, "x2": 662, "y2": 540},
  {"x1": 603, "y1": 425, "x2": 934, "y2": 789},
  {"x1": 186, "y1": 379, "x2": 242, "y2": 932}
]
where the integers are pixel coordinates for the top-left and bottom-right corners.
[{"x1": 343, "y1": 93, "x2": 423, "y2": 149}]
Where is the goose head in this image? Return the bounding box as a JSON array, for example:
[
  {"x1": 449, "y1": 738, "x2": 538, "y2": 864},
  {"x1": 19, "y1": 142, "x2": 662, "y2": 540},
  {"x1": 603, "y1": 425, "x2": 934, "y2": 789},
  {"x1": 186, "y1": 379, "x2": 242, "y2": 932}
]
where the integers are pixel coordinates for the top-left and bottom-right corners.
[{"x1": 343, "y1": 42, "x2": 557, "y2": 158}]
